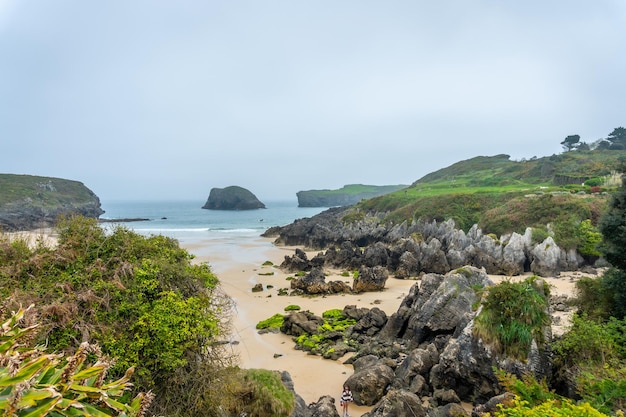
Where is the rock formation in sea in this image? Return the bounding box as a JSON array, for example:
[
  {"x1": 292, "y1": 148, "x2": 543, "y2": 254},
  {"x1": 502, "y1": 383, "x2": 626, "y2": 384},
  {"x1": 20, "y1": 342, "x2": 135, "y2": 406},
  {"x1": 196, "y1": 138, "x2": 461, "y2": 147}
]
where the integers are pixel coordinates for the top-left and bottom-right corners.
[
  {"x1": 202, "y1": 185, "x2": 266, "y2": 210},
  {"x1": 296, "y1": 184, "x2": 408, "y2": 207},
  {"x1": 0, "y1": 174, "x2": 104, "y2": 231}
]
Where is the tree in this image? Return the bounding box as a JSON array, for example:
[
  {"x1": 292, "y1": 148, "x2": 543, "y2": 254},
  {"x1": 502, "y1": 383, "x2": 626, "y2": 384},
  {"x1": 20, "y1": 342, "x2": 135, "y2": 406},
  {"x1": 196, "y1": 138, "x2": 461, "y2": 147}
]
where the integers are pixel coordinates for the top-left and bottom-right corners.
[
  {"x1": 605, "y1": 127, "x2": 626, "y2": 150},
  {"x1": 561, "y1": 134, "x2": 581, "y2": 151},
  {"x1": 598, "y1": 175, "x2": 626, "y2": 318}
]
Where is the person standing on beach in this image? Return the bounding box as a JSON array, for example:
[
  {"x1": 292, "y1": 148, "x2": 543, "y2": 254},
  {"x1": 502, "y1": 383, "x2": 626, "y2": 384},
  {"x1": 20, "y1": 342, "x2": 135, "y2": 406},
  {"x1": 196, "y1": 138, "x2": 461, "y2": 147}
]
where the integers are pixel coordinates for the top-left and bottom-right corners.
[{"x1": 340, "y1": 385, "x2": 354, "y2": 417}]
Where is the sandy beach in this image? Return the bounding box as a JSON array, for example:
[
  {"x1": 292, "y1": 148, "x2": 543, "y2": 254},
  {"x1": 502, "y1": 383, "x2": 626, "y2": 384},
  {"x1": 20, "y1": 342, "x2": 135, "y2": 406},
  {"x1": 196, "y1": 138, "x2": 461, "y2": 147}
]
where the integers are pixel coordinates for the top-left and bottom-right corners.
[
  {"x1": 10, "y1": 229, "x2": 592, "y2": 416},
  {"x1": 184, "y1": 236, "x2": 417, "y2": 415},
  {"x1": 181, "y1": 235, "x2": 595, "y2": 416}
]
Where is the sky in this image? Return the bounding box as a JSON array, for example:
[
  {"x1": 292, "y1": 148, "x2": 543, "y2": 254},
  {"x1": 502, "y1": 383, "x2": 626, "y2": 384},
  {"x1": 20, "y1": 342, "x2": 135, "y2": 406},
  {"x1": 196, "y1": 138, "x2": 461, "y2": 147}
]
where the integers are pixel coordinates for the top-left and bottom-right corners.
[{"x1": 1, "y1": 1, "x2": 625, "y2": 203}]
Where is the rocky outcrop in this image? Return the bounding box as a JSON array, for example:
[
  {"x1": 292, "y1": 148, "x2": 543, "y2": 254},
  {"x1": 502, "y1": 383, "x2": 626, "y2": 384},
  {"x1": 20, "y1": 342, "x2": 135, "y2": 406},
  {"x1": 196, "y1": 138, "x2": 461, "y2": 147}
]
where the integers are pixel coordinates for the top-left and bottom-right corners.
[
  {"x1": 297, "y1": 184, "x2": 408, "y2": 207},
  {"x1": 275, "y1": 266, "x2": 559, "y2": 415},
  {"x1": 0, "y1": 174, "x2": 104, "y2": 232},
  {"x1": 266, "y1": 208, "x2": 587, "y2": 277},
  {"x1": 202, "y1": 186, "x2": 265, "y2": 210}
]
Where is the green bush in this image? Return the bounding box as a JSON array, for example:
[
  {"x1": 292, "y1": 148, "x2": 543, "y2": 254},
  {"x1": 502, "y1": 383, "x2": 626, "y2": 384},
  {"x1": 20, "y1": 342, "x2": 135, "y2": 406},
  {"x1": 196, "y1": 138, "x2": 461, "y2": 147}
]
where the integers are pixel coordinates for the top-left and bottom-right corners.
[
  {"x1": 473, "y1": 277, "x2": 550, "y2": 359},
  {"x1": 0, "y1": 216, "x2": 235, "y2": 416},
  {"x1": 488, "y1": 396, "x2": 610, "y2": 416},
  {"x1": 236, "y1": 369, "x2": 295, "y2": 417},
  {"x1": 530, "y1": 226, "x2": 551, "y2": 245},
  {"x1": 284, "y1": 304, "x2": 301, "y2": 311}
]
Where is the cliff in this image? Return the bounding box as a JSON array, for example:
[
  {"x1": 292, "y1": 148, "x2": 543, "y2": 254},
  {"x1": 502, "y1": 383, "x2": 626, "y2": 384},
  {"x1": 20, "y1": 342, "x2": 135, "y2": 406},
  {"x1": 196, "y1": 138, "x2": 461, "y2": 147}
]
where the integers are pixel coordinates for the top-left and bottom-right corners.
[
  {"x1": 0, "y1": 174, "x2": 104, "y2": 232},
  {"x1": 296, "y1": 184, "x2": 408, "y2": 207},
  {"x1": 202, "y1": 186, "x2": 266, "y2": 210}
]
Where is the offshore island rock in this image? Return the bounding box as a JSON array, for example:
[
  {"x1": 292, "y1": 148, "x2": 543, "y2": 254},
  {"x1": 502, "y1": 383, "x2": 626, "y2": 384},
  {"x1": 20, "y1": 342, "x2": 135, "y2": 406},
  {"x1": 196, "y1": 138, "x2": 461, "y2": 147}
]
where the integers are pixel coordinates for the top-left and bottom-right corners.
[{"x1": 202, "y1": 185, "x2": 266, "y2": 210}]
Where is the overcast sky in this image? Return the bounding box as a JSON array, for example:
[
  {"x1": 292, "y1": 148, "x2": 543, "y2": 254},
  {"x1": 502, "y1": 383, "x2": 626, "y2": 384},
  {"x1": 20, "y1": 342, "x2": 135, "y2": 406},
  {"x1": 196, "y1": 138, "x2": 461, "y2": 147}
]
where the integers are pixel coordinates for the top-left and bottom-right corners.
[{"x1": 1, "y1": 1, "x2": 625, "y2": 203}]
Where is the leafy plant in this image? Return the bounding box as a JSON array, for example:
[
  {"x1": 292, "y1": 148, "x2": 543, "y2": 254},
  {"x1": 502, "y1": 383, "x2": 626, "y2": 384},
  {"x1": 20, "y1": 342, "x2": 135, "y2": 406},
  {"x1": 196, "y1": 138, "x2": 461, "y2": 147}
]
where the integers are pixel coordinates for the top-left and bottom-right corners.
[
  {"x1": 235, "y1": 369, "x2": 295, "y2": 417},
  {"x1": 473, "y1": 277, "x2": 550, "y2": 359},
  {"x1": 0, "y1": 305, "x2": 152, "y2": 417}
]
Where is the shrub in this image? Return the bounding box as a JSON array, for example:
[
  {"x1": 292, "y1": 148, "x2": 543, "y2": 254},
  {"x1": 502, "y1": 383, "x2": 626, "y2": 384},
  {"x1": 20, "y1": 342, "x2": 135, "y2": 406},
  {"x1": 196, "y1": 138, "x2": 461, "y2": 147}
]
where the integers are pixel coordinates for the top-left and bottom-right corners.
[
  {"x1": 473, "y1": 277, "x2": 550, "y2": 359},
  {"x1": 488, "y1": 396, "x2": 610, "y2": 416},
  {"x1": 234, "y1": 369, "x2": 295, "y2": 417},
  {"x1": 530, "y1": 226, "x2": 551, "y2": 245},
  {"x1": 284, "y1": 305, "x2": 301, "y2": 311}
]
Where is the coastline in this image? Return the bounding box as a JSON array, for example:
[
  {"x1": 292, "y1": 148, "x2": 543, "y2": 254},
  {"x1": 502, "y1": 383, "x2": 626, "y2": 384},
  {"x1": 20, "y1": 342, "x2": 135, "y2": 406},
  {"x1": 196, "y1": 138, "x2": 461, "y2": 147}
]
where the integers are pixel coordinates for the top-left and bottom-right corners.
[
  {"x1": 8, "y1": 229, "x2": 593, "y2": 415},
  {"x1": 183, "y1": 236, "x2": 417, "y2": 415}
]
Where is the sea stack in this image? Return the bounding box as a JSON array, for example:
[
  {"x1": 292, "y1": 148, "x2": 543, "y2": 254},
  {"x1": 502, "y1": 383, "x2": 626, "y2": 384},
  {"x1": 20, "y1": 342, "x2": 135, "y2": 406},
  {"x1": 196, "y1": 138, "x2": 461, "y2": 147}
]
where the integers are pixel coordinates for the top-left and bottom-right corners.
[{"x1": 202, "y1": 186, "x2": 266, "y2": 210}]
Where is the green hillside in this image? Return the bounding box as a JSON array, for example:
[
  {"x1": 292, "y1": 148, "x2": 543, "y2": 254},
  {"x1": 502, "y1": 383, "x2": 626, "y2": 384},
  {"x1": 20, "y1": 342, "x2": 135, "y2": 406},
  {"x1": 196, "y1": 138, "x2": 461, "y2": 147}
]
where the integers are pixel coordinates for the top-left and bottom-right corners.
[
  {"x1": 0, "y1": 174, "x2": 98, "y2": 207},
  {"x1": 355, "y1": 150, "x2": 624, "y2": 248}
]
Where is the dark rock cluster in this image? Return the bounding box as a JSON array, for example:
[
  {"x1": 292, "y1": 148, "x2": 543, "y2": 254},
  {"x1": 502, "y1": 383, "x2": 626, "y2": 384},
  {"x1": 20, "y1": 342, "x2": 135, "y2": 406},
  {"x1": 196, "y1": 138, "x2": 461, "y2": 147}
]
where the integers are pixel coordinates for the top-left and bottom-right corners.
[
  {"x1": 267, "y1": 207, "x2": 588, "y2": 278},
  {"x1": 283, "y1": 267, "x2": 558, "y2": 417}
]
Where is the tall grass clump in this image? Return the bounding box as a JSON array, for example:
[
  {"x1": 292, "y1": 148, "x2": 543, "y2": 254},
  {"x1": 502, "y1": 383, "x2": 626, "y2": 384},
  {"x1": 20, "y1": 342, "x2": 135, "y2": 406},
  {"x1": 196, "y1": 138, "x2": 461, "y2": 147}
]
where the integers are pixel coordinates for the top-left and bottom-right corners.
[
  {"x1": 473, "y1": 277, "x2": 550, "y2": 360},
  {"x1": 236, "y1": 369, "x2": 295, "y2": 417}
]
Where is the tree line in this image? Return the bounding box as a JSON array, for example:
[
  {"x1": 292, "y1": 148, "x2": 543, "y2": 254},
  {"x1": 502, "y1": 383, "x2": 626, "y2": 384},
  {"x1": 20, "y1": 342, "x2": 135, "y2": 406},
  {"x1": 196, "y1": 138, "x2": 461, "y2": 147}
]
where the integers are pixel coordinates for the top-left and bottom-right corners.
[{"x1": 561, "y1": 126, "x2": 626, "y2": 151}]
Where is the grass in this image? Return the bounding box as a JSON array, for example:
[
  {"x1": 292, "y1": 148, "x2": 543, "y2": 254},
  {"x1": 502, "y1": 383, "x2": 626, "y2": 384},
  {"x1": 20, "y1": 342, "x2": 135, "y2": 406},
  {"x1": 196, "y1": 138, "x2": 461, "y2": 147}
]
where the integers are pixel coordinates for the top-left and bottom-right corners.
[
  {"x1": 473, "y1": 277, "x2": 550, "y2": 360},
  {"x1": 239, "y1": 369, "x2": 295, "y2": 417}
]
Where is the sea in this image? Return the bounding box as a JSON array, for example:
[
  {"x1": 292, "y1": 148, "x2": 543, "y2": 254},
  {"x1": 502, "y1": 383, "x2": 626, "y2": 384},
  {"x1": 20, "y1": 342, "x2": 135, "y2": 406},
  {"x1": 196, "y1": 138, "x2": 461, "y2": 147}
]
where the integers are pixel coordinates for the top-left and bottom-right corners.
[{"x1": 99, "y1": 199, "x2": 326, "y2": 248}]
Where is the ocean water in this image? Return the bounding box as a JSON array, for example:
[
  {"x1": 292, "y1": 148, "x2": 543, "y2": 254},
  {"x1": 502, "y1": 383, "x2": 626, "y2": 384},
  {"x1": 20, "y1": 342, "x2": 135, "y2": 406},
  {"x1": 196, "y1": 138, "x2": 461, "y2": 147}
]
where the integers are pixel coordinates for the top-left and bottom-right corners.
[{"x1": 99, "y1": 200, "x2": 326, "y2": 246}]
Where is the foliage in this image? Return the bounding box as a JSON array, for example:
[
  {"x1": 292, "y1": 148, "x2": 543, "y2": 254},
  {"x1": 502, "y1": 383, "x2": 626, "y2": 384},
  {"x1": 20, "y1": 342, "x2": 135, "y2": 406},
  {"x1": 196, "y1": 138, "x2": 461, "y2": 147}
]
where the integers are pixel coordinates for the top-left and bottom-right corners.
[
  {"x1": 496, "y1": 370, "x2": 556, "y2": 406},
  {"x1": 256, "y1": 313, "x2": 285, "y2": 329},
  {"x1": 0, "y1": 305, "x2": 152, "y2": 417},
  {"x1": 0, "y1": 216, "x2": 233, "y2": 415},
  {"x1": 573, "y1": 277, "x2": 613, "y2": 321},
  {"x1": 234, "y1": 369, "x2": 295, "y2": 417},
  {"x1": 486, "y1": 396, "x2": 611, "y2": 417},
  {"x1": 492, "y1": 370, "x2": 617, "y2": 416},
  {"x1": 473, "y1": 277, "x2": 550, "y2": 360},
  {"x1": 598, "y1": 178, "x2": 626, "y2": 318},
  {"x1": 530, "y1": 227, "x2": 551, "y2": 245},
  {"x1": 553, "y1": 314, "x2": 620, "y2": 367},
  {"x1": 576, "y1": 219, "x2": 603, "y2": 260},
  {"x1": 552, "y1": 314, "x2": 626, "y2": 415},
  {"x1": 577, "y1": 368, "x2": 626, "y2": 415},
  {"x1": 284, "y1": 305, "x2": 301, "y2": 311}
]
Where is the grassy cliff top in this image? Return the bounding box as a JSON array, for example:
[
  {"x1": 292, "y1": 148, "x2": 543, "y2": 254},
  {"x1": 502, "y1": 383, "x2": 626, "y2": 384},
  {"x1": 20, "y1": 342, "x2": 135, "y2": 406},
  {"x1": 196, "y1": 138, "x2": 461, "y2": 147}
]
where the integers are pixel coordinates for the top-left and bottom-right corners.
[
  {"x1": 0, "y1": 174, "x2": 98, "y2": 207},
  {"x1": 352, "y1": 150, "x2": 624, "y2": 242}
]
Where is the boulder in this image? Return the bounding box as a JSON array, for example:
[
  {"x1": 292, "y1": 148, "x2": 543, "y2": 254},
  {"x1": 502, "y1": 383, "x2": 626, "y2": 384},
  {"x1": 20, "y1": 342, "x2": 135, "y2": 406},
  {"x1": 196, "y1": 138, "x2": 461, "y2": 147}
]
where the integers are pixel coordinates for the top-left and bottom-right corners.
[
  {"x1": 305, "y1": 395, "x2": 340, "y2": 417},
  {"x1": 290, "y1": 267, "x2": 351, "y2": 295},
  {"x1": 344, "y1": 358, "x2": 395, "y2": 406},
  {"x1": 379, "y1": 266, "x2": 492, "y2": 346},
  {"x1": 361, "y1": 389, "x2": 427, "y2": 417},
  {"x1": 353, "y1": 266, "x2": 388, "y2": 293},
  {"x1": 201, "y1": 185, "x2": 265, "y2": 210}
]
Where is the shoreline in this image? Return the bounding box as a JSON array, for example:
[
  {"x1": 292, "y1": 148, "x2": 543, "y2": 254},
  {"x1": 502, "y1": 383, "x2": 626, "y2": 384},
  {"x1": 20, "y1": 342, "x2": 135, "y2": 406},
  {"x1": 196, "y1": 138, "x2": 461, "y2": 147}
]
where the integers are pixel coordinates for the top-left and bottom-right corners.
[
  {"x1": 183, "y1": 236, "x2": 416, "y2": 415},
  {"x1": 8, "y1": 229, "x2": 593, "y2": 415}
]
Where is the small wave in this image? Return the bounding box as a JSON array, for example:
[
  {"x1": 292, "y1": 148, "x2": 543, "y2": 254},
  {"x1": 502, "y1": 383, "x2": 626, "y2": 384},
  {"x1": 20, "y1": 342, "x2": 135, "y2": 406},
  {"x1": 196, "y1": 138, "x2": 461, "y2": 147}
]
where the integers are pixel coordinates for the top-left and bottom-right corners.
[
  {"x1": 133, "y1": 227, "x2": 210, "y2": 233},
  {"x1": 209, "y1": 228, "x2": 259, "y2": 234}
]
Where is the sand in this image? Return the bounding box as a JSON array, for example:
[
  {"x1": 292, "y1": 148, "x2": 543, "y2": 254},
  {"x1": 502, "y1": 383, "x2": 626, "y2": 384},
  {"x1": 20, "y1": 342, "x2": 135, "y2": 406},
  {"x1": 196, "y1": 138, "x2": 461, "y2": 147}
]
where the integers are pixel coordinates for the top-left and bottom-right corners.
[
  {"x1": 184, "y1": 237, "x2": 416, "y2": 415},
  {"x1": 11, "y1": 230, "x2": 597, "y2": 416},
  {"x1": 182, "y1": 235, "x2": 604, "y2": 416}
]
